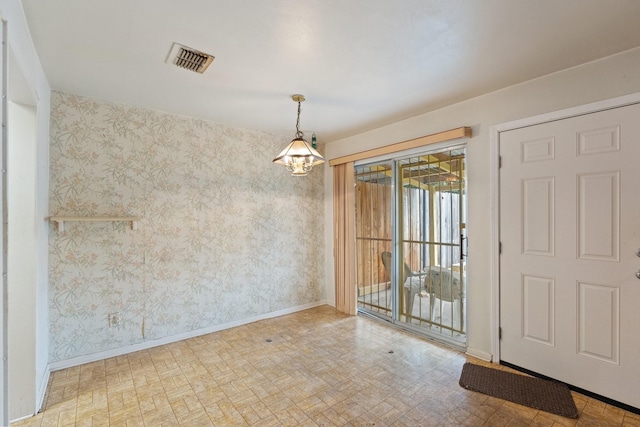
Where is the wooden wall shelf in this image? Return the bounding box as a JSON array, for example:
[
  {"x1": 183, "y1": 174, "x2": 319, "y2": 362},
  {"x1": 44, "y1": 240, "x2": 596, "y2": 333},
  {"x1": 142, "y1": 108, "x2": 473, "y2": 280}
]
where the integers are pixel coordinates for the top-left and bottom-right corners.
[{"x1": 48, "y1": 216, "x2": 140, "y2": 232}]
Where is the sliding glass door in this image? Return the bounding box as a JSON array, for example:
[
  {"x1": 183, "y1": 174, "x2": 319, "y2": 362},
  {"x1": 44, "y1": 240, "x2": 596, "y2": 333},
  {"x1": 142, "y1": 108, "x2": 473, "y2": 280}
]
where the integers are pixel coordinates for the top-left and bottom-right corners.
[{"x1": 356, "y1": 146, "x2": 467, "y2": 346}]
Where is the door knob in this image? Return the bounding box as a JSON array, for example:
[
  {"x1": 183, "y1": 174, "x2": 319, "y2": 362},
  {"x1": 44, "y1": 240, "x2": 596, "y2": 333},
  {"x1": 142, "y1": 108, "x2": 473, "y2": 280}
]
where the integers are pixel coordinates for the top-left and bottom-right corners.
[
  {"x1": 636, "y1": 248, "x2": 640, "y2": 257},
  {"x1": 636, "y1": 271, "x2": 640, "y2": 279}
]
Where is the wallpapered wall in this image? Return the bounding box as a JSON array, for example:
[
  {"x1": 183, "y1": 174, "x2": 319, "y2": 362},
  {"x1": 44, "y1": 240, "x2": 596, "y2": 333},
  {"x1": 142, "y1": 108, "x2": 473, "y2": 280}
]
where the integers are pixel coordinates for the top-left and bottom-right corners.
[{"x1": 49, "y1": 91, "x2": 325, "y2": 362}]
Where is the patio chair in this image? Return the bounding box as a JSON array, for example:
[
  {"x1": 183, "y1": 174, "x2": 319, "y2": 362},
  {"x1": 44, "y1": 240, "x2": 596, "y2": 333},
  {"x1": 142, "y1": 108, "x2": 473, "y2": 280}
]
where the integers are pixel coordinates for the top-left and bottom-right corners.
[
  {"x1": 380, "y1": 251, "x2": 423, "y2": 317},
  {"x1": 425, "y1": 267, "x2": 462, "y2": 323}
]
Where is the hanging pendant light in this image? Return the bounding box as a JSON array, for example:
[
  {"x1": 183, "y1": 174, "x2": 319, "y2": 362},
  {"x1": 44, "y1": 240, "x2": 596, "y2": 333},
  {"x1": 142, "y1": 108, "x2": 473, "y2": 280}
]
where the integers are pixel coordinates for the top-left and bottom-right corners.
[{"x1": 273, "y1": 94, "x2": 325, "y2": 176}]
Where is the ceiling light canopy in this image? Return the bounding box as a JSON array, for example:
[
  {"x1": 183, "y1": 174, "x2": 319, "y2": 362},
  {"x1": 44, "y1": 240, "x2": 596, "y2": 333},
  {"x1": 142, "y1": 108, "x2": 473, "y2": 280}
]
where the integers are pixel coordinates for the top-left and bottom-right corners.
[{"x1": 273, "y1": 95, "x2": 325, "y2": 176}]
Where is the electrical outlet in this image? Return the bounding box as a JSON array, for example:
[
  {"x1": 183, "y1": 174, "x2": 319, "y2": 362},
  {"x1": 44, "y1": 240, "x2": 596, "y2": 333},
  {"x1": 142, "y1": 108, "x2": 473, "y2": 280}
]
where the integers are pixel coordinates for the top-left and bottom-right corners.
[{"x1": 108, "y1": 313, "x2": 119, "y2": 328}]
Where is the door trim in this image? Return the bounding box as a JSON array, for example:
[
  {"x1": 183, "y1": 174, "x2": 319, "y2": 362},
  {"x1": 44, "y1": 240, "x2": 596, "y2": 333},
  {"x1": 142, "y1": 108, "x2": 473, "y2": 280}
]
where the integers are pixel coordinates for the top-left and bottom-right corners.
[{"x1": 489, "y1": 91, "x2": 640, "y2": 362}]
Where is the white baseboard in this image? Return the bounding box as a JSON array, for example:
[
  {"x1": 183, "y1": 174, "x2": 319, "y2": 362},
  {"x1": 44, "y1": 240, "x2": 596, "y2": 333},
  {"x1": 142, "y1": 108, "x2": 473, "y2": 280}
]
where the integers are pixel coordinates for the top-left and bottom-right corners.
[
  {"x1": 10, "y1": 413, "x2": 35, "y2": 424},
  {"x1": 49, "y1": 301, "x2": 327, "y2": 372},
  {"x1": 465, "y1": 347, "x2": 493, "y2": 362}
]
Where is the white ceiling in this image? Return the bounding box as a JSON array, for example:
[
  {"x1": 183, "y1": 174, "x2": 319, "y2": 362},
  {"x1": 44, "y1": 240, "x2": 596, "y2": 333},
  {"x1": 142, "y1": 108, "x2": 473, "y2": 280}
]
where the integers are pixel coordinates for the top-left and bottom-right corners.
[{"x1": 20, "y1": 0, "x2": 640, "y2": 142}]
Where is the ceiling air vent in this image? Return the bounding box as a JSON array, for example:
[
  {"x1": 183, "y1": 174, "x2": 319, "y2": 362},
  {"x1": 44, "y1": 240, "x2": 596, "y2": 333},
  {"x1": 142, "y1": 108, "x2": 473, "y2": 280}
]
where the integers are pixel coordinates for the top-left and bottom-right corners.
[{"x1": 166, "y1": 42, "x2": 214, "y2": 74}]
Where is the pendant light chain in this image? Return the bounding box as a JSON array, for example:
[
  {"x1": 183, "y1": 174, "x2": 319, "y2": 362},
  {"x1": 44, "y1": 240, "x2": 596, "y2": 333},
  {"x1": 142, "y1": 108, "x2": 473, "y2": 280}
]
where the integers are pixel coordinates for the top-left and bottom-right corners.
[{"x1": 295, "y1": 101, "x2": 304, "y2": 139}]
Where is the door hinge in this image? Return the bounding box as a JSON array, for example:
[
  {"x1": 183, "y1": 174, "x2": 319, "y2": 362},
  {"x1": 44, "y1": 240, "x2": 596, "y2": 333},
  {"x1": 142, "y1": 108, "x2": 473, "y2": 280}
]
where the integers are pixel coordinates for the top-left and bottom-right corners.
[
  {"x1": 499, "y1": 327, "x2": 502, "y2": 340},
  {"x1": 498, "y1": 155, "x2": 502, "y2": 168},
  {"x1": 499, "y1": 241, "x2": 502, "y2": 254}
]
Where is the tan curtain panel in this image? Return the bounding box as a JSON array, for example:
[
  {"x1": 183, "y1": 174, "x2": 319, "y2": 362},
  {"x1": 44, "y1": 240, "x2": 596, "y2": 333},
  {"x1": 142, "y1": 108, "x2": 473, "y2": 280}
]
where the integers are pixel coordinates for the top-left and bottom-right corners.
[{"x1": 333, "y1": 162, "x2": 357, "y2": 315}]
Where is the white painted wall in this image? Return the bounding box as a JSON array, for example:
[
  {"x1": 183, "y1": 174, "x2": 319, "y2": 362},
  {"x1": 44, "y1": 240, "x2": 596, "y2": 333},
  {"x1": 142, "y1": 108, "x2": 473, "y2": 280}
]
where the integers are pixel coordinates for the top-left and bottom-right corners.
[
  {"x1": 8, "y1": 100, "x2": 37, "y2": 420},
  {"x1": 323, "y1": 46, "x2": 640, "y2": 360},
  {"x1": 0, "y1": 0, "x2": 51, "y2": 421}
]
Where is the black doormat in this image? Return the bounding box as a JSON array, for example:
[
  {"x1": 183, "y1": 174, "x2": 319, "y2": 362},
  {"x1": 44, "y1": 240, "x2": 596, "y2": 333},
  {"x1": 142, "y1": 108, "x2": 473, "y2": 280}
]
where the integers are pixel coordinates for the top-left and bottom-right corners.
[{"x1": 459, "y1": 363, "x2": 579, "y2": 419}]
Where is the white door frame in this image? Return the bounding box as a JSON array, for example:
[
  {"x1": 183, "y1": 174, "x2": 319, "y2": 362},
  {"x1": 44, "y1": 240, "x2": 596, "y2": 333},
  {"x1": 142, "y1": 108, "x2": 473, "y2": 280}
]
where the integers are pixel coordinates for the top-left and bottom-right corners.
[
  {"x1": 0, "y1": 16, "x2": 8, "y2": 427},
  {"x1": 489, "y1": 91, "x2": 640, "y2": 362}
]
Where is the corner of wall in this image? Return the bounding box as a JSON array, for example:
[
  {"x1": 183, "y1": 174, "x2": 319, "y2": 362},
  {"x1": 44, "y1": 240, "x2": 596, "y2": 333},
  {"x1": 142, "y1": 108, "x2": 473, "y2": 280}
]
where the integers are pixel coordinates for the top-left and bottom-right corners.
[
  {"x1": 1, "y1": 0, "x2": 52, "y2": 421},
  {"x1": 323, "y1": 164, "x2": 335, "y2": 307},
  {"x1": 465, "y1": 347, "x2": 493, "y2": 363},
  {"x1": 35, "y1": 364, "x2": 50, "y2": 413}
]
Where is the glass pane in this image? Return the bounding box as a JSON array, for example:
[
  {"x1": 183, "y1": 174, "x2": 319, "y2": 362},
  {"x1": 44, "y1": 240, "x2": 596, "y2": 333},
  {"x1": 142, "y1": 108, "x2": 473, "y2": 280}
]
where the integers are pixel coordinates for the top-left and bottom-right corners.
[
  {"x1": 355, "y1": 163, "x2": 393, "y2": 319},
  {"x1": 398, "y1": 148, "x2": 466, "y2": 343}
]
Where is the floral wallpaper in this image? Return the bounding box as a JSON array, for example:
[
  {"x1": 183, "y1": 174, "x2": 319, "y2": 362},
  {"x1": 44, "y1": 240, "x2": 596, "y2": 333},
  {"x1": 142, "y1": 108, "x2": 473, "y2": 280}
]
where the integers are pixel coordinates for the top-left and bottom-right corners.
[{"x1": 49, "y1": 91, "x2": 325, "y2": 362}]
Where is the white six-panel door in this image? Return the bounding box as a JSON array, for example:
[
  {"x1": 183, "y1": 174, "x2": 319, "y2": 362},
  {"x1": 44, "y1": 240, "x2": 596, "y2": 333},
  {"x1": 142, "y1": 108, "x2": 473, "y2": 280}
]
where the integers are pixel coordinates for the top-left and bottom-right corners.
[{"x1": 499, "y1": 103, "x2": 640, "y2": 409}]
